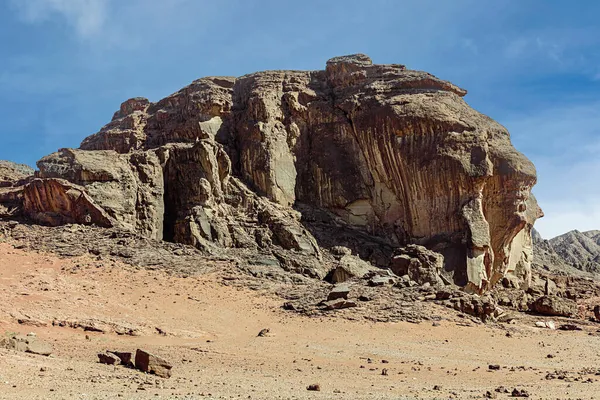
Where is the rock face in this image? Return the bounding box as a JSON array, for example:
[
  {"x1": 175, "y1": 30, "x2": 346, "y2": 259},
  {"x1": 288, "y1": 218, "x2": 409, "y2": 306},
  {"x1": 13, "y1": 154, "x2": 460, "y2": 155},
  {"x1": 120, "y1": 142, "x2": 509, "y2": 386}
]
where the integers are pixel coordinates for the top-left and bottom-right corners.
[{"x1": 0, "y1": 54, "x2": 539, "y2": 292}]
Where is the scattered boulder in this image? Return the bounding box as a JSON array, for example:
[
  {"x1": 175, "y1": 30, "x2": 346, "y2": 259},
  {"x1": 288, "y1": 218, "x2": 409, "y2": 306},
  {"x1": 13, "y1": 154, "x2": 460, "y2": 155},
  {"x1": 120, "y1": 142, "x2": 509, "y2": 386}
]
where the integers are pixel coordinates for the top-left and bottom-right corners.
[
  {"x1": 530, "y1": 295, "x2": 577, "y2": 317},
  {"x1": 134, "y1": 349, "x2": 173, "y2": 378},
  {"x1": 306, "y1": 384, "x2": 321, "y2": 391},
  {"x1": 594, "y1": 305, "x2": 600, "y2": 321}
]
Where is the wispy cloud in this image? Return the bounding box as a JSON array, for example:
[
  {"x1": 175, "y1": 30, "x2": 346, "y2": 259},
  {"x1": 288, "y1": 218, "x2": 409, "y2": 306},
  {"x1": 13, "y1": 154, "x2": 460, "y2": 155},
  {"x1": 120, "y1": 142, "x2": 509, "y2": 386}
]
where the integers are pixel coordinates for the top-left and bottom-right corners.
[{"x1": 10, "y1": 0, "x2": 108, "y2": 38}]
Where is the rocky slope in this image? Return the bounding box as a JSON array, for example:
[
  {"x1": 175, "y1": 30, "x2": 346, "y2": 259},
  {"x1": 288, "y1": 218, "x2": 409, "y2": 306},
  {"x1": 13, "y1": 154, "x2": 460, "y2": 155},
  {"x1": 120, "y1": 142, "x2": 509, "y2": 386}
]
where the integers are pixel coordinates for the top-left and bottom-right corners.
[{"x1": 0, "y1": 54, "x2": 540, "y2": 293}]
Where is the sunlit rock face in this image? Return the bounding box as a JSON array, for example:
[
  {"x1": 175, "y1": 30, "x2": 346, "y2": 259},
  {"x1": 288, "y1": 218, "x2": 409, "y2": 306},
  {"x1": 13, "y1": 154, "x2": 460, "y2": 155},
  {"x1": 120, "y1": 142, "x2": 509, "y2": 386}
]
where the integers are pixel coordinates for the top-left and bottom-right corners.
[{"x1": 2, "y1": 54, "x2": 539, "y2": 291}]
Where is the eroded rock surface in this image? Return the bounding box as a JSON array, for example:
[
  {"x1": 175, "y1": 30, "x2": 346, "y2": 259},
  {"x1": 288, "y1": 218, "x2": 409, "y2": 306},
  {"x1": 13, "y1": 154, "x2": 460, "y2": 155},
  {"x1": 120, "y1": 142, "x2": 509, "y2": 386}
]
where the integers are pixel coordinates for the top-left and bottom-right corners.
[{"x1": 0, "y1": 54, "x2": 539, "y2": 292}]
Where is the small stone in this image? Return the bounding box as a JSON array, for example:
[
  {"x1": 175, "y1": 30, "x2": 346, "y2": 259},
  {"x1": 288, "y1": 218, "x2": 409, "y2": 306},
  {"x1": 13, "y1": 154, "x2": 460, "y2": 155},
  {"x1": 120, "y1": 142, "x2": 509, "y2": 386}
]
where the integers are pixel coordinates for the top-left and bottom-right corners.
[
  {"x1": 381, "y1": 368, "x2": 388, "y2": 376},
  {"x1": 257, "y1": 328, "x2": 270, "y2": 337},
  {"x1": 306, "y1": 384, "x2": 321, "y2": 391},
  {"x1": 488, "y1": 364, "x2": 500, "y2": 371}
]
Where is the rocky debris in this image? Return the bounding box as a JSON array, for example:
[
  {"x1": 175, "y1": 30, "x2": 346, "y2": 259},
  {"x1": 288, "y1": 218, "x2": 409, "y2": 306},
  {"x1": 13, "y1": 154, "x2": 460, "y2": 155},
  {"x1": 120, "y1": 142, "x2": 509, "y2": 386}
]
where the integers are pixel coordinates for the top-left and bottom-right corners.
[
  {"x1": 511, "y1": 388, "x2": 530, "y2": 397},
  {"x1": 390, "y1": 245, "x2": 444, "y2": 286},
  {"x1": 327, "y1": 284, "x2": 350, "y2": 301},
  {"x1": 51, "y1": 318, "x2": 144, "y2": 336},
  {"x1": 134, "y1": 349, "x2": 173, "y2": 378},
  {"x1": 530, "y1": 295, "x2": 577, "y2": 317},
  {"x1": 0, "y1": 54, "x2": 540, "y2": 293},
  {"x1": 435, "y1": 289, "x2": 498, "y2": 321},
  {"x1": 98, "y1": 352, "x2": 121, "y2": 365},
  {"x1": 0, "y1": 333, "x2": 53, "y2": 356}
]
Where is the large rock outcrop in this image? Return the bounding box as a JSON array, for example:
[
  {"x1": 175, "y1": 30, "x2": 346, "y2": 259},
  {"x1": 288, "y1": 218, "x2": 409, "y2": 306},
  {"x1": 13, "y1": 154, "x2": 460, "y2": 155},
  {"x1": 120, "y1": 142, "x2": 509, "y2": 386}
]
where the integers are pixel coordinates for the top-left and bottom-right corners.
[{"x1": 0, "y1": 54, "x2": 539, "y2": 292}]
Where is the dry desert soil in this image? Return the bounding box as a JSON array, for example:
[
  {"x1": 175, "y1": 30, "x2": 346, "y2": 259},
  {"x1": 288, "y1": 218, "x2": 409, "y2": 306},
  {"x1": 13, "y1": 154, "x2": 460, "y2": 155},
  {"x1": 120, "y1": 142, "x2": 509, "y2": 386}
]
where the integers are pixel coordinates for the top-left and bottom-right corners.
[{"x1": 1, "y1": 242, "x2": 600, "y2": 400}]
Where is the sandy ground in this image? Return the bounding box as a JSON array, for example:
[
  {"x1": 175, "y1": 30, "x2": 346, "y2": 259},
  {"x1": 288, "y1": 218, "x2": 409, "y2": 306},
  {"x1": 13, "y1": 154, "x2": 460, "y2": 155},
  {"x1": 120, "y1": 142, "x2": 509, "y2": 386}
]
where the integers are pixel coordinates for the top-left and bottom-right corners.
[{"x1": 1, "y1": 243, "x2": 600, "y2": 399}]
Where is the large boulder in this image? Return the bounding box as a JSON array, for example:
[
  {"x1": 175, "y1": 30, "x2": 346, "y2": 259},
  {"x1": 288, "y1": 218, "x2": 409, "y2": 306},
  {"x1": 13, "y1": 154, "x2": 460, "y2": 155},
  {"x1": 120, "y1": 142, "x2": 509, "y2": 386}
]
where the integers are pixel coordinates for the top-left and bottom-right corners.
[
  {"x1": 530, "y1": 295, "x2": 577, "y2": 317},
  {"x1": 390, "y1": 244, "x2": 444, "y2": 286},
  {"x1": 135, "y1": 349, "x2": 173, "y2": 378}
]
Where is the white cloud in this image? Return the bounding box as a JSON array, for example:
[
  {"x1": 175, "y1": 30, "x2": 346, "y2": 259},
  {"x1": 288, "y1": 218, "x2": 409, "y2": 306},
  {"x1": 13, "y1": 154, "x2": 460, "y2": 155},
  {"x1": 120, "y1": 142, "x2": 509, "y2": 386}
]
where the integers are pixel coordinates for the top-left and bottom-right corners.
[
  {"x1": 505, "y1": 102, "x2": 600, "y2": 239},
  {"x1": 10, "y1": 0, "x2": 108, "y2": 38}
]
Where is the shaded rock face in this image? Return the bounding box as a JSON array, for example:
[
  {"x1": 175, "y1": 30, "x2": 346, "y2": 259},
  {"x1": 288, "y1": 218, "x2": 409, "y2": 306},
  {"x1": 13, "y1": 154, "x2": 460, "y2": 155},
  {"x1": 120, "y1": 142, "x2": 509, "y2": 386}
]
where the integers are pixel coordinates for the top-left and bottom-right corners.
[{"x1": 0, "y1": 54, "x2": 539, "y2": 292}]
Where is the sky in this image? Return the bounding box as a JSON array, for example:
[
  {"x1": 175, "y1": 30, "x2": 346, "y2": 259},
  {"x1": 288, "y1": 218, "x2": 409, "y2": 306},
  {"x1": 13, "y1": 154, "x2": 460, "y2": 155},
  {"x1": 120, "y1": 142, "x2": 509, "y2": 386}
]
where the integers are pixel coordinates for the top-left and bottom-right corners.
[{"x1": 0, "y1": 0, "x2": 599, "y2": 239}]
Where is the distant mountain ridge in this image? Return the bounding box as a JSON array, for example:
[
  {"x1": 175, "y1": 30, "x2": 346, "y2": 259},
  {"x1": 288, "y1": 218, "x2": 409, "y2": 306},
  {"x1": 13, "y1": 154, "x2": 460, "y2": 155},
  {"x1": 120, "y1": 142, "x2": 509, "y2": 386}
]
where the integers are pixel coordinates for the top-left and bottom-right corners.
[{"x1": 533, "y1": 228, "x2": 600, "y2": 275}]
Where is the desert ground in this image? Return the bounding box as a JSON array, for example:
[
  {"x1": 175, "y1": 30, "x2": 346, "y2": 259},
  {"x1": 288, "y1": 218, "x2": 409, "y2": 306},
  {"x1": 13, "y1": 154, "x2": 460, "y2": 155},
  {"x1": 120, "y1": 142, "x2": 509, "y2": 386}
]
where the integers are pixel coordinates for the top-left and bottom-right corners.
[{"x1": 0, "y1": 242, "x2": 599, "y2": 400}]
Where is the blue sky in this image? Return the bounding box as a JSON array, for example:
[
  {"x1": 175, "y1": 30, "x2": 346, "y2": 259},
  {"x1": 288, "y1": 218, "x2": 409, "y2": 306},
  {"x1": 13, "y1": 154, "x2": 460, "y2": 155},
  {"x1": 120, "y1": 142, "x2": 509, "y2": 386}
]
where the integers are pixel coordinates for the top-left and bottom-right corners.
[{"x1": 1, "y1": 0, "x2": 599, "y2": 238}]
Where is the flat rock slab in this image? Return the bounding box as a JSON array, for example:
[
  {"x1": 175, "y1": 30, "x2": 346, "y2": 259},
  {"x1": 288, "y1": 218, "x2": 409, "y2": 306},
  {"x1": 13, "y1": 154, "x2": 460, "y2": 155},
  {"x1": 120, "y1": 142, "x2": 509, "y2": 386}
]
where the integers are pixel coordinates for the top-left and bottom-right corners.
[
  {"x1": 1, "y1": 334, "x2": 53, "y2": 356},
  {"x1": 327, "y1": 284, "x2": 350, "y2": 301},
  {"x1": 323, "y1": 299, "x2": 357, "y2": 310}
]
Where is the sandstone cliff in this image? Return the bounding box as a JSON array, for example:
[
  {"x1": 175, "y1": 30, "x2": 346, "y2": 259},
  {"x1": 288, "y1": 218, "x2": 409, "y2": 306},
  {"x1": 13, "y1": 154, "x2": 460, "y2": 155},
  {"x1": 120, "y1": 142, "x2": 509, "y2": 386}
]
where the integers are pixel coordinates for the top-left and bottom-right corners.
[{"x1": 0, "y1": 54, "x2": 539, "y2": 292}]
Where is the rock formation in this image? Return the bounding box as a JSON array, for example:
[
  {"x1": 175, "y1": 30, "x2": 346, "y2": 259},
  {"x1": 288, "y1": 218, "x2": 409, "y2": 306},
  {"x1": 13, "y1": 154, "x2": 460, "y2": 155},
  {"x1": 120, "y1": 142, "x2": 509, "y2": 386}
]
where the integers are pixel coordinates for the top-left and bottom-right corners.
[{"x1": 0, "y1": 54, "x2": 540, "y2": 292}]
